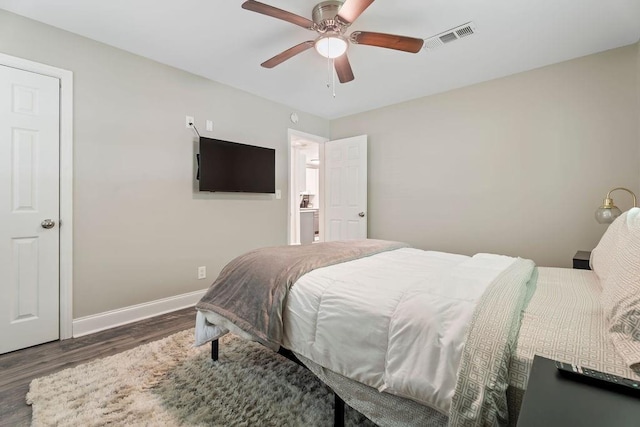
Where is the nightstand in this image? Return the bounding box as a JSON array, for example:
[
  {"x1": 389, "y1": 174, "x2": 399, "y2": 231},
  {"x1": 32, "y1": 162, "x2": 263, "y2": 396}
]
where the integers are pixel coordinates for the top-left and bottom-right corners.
[
  {"x1": 518, "y1": 356, "x2": 640, "y2": 426},
  {"x1": 572, "y1": 250, "x2": 591, "y2": 270}
]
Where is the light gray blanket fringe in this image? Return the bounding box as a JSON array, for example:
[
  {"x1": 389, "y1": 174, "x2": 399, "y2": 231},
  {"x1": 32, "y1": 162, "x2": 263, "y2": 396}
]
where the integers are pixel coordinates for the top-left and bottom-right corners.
[{"x1": 196, "y1": 239, "x2": 408, "y2": 350}]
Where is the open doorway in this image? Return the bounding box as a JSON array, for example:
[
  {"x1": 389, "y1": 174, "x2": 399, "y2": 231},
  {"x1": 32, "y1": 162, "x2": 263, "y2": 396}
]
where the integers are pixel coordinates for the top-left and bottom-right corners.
[{"x1": 288, "y1": 130, "x2": 328, "y2": 245}]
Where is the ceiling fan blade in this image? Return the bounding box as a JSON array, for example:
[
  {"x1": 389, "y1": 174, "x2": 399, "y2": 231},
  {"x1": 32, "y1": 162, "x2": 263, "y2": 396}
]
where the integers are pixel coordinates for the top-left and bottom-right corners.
[
  {"x1": 242, "y1": 0, "x2": 315, "y2": 30},
  {"x1": 334, "y1": 54, "x2": 355, "y2": 83},
  {"x1": 261, "y1": 41, "x2": 315, "y2": 68},
  {"x1": 351, "y1": 31, "x2": 424, "y2": 53},
  {"x1": 337, "y1": 0, "x2": 375, "y2": 25}
]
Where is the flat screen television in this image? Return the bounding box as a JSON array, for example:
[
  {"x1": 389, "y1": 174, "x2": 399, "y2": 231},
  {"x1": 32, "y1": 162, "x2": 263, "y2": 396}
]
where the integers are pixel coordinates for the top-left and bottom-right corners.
[{"x1": 198, "y1": 137, "x2": 275, "y2": 193}]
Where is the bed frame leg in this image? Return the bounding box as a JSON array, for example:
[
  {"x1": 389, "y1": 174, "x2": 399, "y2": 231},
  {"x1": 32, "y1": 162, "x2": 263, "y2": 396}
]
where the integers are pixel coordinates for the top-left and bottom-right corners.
[
  {"x1": 211, "y1": 339, "x2": 219, "y2": 361},
  {"x1": 334, "y1": 392, "x2": 345, "y2": 427}
]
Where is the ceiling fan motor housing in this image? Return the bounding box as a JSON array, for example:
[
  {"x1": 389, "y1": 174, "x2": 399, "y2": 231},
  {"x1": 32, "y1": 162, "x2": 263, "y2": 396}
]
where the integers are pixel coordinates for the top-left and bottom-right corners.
[{"x1": 313, "y1": 1, "x2": 347, "y2": 34}]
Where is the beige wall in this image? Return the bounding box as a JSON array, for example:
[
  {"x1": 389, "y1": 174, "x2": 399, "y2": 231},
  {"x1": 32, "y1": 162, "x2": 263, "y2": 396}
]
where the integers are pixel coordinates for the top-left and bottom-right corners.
[
  {"x1": 331, "y1": 44, "x2": 640, "y2": 267},
  {"x1": 2, "y1": 8, "x2": 638, "y2": 319},
  {"x1": 0, "y1": 10, "x2": 329, "y2": 317}
]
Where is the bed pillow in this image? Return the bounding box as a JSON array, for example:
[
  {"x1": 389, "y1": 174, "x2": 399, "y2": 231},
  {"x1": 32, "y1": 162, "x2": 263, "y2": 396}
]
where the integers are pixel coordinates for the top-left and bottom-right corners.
[
  {"x1": 590, "y1": 210, "x2": 628, "y2": 283},
  {"x1": 600, "y1": 207, "x2": 640, "y2": 370}
]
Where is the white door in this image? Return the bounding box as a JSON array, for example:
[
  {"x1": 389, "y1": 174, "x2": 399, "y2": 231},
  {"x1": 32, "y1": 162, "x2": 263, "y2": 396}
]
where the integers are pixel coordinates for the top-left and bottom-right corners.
[
  {"x1": 0, "y1": 65, "x2": 60, "y2": 354},
  {"x1": 324, "y1": 135, "x2": 367, "y2": 241}
]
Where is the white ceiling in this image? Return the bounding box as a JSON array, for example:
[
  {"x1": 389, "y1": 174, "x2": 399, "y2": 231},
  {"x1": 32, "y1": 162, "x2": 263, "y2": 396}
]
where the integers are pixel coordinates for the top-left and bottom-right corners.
[{"x1": 1, "y1": 0, "x2": 639, "y2": 119}]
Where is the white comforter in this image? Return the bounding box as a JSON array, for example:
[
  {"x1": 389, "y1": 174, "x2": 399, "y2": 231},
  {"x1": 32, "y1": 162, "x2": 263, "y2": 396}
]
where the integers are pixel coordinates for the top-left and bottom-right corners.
[{"x1": 282, "y1": 248, "x2": 517, "y2": 414}]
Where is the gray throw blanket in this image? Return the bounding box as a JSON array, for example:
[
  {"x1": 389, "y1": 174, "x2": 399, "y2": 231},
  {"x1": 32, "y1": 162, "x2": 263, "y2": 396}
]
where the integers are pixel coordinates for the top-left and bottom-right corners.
[
  {"x1": 449, "y1": 259, "x2": 536, "y2": 426},
  {"x1": 195, "y1": 239, "x2": 408, "y2": 350}
]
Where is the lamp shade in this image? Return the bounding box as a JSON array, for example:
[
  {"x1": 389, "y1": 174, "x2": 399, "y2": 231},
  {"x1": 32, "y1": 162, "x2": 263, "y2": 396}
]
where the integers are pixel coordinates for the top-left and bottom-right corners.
[
  {"x1": 595, "y1": 204, "x2": 622, "y2": 224},
  {"x1": 594, "y1": 188, "x2": 637, "y2": 224},
  {"x1": 315, "y1": 35, "x2": 348, "y2": 59}
]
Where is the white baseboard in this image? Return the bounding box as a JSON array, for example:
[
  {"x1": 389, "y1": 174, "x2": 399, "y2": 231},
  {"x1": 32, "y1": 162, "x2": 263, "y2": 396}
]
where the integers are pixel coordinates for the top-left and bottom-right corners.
[{"x1": 72, "y1": 289, "x2": 206, "y2": 338}]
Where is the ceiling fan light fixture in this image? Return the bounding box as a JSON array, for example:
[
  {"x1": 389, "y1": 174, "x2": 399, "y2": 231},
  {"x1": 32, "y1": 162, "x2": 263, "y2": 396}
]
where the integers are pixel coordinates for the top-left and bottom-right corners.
[
  {"x1": 314, "y1": 35, "x2": 348, "y2": 58},
  {"x1": 242, "y1": 0, "x2": 424, "y2": 83}
]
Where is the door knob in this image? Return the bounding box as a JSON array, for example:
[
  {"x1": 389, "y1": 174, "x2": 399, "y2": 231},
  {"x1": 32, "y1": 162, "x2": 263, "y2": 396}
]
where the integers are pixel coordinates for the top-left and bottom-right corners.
[
  {"x1": 358, "y1": 212, "x2": 366, "y2": 218},
  {"x1": 41, "y1": 219, "x2": 56, "y2": 229}
]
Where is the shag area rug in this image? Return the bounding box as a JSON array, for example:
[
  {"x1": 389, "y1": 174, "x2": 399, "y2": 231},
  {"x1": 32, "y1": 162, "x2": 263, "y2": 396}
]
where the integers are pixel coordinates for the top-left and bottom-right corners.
[{"x1": 27, "y1": 330, "x2": 375, "y2": 426}]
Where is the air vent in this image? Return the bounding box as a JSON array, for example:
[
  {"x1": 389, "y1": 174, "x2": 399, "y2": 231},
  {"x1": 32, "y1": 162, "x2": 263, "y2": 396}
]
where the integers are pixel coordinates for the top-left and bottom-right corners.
[{"x1": 423, "y1": 22, "x2": 476, "y2": 51}]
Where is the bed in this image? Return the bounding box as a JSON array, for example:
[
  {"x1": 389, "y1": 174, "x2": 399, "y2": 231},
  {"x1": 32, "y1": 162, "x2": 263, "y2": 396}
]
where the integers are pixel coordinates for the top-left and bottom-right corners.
[{"x1": 194, "y1": 208, "x2": 640, "y2": 426}]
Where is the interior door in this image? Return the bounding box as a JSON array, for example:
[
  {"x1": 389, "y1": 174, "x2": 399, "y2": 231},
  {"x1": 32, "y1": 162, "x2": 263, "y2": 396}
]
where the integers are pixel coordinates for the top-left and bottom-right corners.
[
  {"x1": 324, "y1": 135, "x2": 367, "y2": 241},
  {"x1": 0, "y1": 65, "x2": 60, "y2": 354}
]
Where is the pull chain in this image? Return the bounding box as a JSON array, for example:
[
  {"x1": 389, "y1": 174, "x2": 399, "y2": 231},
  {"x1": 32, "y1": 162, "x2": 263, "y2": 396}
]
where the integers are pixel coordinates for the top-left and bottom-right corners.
[
  {"x1": 327, "y1": 54, "x2": 331, "y2": 90},
  {"x1": 325, "y1": 44, "x2": 337, "y2": 98},
  {"x1": 332, "y1": 59, "x2": 336, "y2": 98}
]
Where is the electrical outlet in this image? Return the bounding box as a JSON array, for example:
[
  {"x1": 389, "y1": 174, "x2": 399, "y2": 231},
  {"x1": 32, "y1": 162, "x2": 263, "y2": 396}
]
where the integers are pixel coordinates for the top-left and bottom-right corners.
[
  {"x1": 186, "y1": 116, "x2": 194, "y2": 128},
  {"x1": 206, "y1": 120, "x2": 213, "y2": 131},
  {"x1": 197, "y1": 266, "x2": 206, "y2": 280},
  {"x1": 275, "y1": 189, "x2": 282, "y2": 199}
]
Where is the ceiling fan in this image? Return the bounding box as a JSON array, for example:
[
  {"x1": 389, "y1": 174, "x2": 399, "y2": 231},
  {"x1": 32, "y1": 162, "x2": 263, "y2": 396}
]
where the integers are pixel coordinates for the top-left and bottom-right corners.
[{"x1": 242, "y1": 0, "x2": 425, "y2": 83}]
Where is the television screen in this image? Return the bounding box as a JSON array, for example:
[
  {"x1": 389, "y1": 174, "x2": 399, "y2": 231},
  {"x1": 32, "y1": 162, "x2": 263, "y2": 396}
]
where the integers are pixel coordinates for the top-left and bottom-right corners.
[{"x1": 198, "y1": 137, "x2": 275, "y2": 193}]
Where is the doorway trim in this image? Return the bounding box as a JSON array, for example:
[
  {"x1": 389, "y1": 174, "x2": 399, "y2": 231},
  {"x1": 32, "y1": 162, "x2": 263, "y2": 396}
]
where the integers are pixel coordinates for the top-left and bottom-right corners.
[
  {"x1": 287, "y1": 129, "x2": 328, "y2": 245},
  {"x1": 0, "y1": 52, "x2": 74, "y2": 339}
]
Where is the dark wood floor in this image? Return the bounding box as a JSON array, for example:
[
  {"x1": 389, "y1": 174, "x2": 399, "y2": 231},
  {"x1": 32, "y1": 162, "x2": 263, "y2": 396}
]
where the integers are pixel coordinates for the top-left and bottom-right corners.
[{"x1": 0, "y1": 307, "x2": 197, "y2": 427}]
